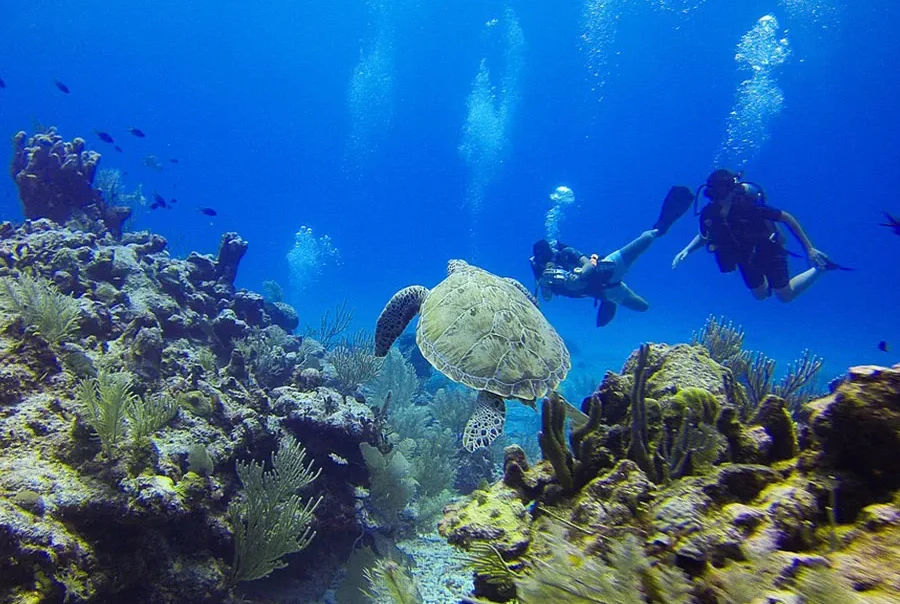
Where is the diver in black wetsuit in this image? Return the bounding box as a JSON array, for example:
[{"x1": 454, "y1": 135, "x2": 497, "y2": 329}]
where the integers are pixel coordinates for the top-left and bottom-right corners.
[
  {"x1": 530, "y1": 186, "x2": 694, "y2": 327},
  {"x1": 671, "y1": 169, "x2": 848, "y2": 302}
]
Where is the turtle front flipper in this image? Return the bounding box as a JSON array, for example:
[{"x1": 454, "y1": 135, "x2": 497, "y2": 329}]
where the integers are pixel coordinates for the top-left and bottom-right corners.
[
  {"x1": 463, "y1": 391, "x2": 506, "y2": 452},
  {"x1": 374, "y1": 285, "x2": 429, "y2": 356}
]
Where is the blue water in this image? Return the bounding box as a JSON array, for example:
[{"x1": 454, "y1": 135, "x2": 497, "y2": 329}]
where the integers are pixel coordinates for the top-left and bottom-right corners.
[{"x1": 1, "y1": 0, "x2": 898, "y2": 386}]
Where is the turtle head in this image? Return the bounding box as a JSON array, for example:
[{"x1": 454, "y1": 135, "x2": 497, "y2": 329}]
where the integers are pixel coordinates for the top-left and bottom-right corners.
[{"x1": 374, "y1": 285, "x2": 429, "y2": 356}]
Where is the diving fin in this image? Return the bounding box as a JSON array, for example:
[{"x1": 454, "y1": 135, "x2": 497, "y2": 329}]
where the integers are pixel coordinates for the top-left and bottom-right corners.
[
  {"x1": 653, "y1": 185, "x2": 694, "y2": 235},
  {"x1": 596, "y1": 300, "x2": 617, "y2": 327},
  {"x1": 819, "y1": 255, "x2": 854, "y2": 272}
]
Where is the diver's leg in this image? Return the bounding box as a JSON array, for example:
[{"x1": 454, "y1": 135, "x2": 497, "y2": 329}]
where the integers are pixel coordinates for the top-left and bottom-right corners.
[
  {"x1": 603, "y1": 230, "x2": 657, "y2": 281},
  {"x1": 758, "y1": 251, "x2": 820, "y2": 303},
  {"x1": 774, "y1": 267, "x2": 823, "y2": 303},
  {"x1": 750, "y1": 281, "x2": 771, "y2": 301},
  {"x1": 739, "y1": 262, "x2": 771, "y2": 301},
  {"x1": 604, "y1": 282, "x2": 650, "y2": 312}
]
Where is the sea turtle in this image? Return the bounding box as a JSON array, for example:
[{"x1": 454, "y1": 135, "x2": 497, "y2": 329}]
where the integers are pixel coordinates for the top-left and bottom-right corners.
[{"x1": 374, "y1": 259, "x2": 586, "y2": 452}]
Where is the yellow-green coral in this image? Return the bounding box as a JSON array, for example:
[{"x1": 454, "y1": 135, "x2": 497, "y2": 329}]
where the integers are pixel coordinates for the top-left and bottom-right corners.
[
  {"x1": 0, "y1": 274, "x2": 81, "y2": 344},
  {"x1": 515, "y1": 525, "x2": 692, "y2": 604},
  {"x1": 439, "y1": 482, "x2": 531, "y2": 553},
  {"x1": 672, "y1": 387, "x2": 720, "y2": 425},
  {"x1": 75, "y1": 370, "x2": 136, "y2": 458},
  {"x1": 363, "y1": 559, "x2": 423, "y2": 604},
  {"x1": 177, "y1": 390, "x2": 215, "y2": 417}
]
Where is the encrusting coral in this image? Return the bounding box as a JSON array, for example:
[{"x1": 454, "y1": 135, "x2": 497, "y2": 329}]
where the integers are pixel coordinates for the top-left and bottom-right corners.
[{"x1": 440, "y1": 345, "x2": 900, "y2": 603}]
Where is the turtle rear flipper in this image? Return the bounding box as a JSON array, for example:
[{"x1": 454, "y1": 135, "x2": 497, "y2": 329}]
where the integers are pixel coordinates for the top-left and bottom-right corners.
[
  {"x1": 462, "y1": 391, "x2": 506, "y2": 452},
  {"x1": 374, "y1": 285, "x2": 429, "y2": 356}
]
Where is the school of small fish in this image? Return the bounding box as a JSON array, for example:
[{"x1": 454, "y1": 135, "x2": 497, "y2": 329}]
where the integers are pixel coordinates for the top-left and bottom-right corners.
[{"x1": 0, "y1": 76, "x2": 221, "y2": 219}]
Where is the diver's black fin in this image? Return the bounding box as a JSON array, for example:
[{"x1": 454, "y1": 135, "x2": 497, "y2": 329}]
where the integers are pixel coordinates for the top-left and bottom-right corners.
[
  {"x1": 596, "y1": 300, "x2": 617, "y2": 327},
  {"x1": 821, "y1": 255, "x2": 854, "y2": 272},
  {"x1": 653, "y1": 185, "x2": 695, "y2": 235}
]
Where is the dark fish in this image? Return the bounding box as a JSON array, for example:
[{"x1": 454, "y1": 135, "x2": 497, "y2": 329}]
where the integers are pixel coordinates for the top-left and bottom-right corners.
[
  {"x1": 199, "y1": 207, "x2": 217, "y2": 216},
  {"x1": 150, "y1": 202, "x2": 159, "y2": 210},
  {"x1": 879, "y1": 211, "x2": 900, "y2": 236},
  {"x1": 151, "y1": 193, "x2": 168, "y2": 210},
  {"x1": 129, "y1": 127, "x2": 146, "y2": 138},
  {"x1": 0, "y1": 77, "x2": 6, "y2": 88},
  {"x1": 170, "y1": 198, "x2": 178, "y2": 204},
  {"x1": 114, "y1": 145, "x2": 124, "y2": 153},
  {"x1": 878, "y1": 341, "x2": 889, "y2": 352},
  {"x1": 143, "y1": 155, "x2": 163, "y2": 172},
  {"x1": 54, "y1": 80, "x2": 70, "y2": 94},
  {"x1": 169, "y1": 158, "x2": 179, "y2": 164},
  {"x1": 95, "y1": 130, "x2": 115, "y2": 144}
]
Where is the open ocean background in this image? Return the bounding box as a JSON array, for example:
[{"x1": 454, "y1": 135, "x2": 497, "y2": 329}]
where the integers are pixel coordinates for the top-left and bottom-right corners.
[{"x1": 1, "y1": 0, "x2": 897, "y2": 396}]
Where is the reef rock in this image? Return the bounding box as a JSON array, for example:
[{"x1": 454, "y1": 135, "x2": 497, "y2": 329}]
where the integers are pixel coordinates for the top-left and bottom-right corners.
[
  {"x1": 809, "y1": 364, "x2": 900, "y2": 496},
  {"x1": 0, "y1": 215, "x2": 380, "y2": 603},
  {"x1": 11, "y1": 129, "x2": 132, "y2": 237},
  {"x1": 440, "y1": 351, "x2": 900, "y2": 603}
]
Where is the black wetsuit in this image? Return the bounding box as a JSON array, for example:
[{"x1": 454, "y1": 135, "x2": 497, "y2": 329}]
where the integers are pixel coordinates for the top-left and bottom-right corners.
[
  {"x1": 700, "y1": 196, "x2": 789, "y2": 290},
  {"x1": 531, "y1": 240, "x2": 615, "y2": 299}
]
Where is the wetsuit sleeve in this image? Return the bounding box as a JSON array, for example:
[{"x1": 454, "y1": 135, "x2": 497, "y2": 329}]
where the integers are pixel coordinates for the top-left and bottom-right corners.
[{"x1": 556, "y1": 247, "x2": 584, "y2": 270}]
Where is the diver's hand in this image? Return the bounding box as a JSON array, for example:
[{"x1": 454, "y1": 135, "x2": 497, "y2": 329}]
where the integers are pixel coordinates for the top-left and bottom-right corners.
[
  {"x1": 574, "y1": 263, "x2": 595, "y2": 277},
  {"x1": 672, "y1": 250, "x2": 688, "y2": 269},
  {"x1": 807, "y1": 248, "x2": 828, "y2": 270}
]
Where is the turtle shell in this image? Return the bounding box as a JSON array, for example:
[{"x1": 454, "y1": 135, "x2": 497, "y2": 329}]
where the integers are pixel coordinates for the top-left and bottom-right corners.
[{"x1": 416, "y1": 261, "x2": 570, "y2": 400}]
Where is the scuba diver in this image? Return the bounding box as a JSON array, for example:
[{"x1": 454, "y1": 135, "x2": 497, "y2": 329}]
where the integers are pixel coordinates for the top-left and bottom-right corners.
[
  {"x1": 531, "y1": 185, "x2": 694, "y2": 326},
  {"x1": 671, "y1": 169, "x2": 850, "y2": 302}
]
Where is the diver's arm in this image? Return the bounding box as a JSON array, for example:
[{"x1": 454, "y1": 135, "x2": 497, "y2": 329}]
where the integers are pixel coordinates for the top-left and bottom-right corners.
[
  {"x1": 672, "y1": 234, "x2": 705, "y2": 269},
  {"x1": 778, "y1": 212, "x2": 815, "y2": 252},
  {"x1": 778, "y1": 211, "x2": 829, "y2": 267}
]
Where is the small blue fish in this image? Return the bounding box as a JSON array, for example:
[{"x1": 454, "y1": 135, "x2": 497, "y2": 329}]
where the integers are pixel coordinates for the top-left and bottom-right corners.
[
  {"x1": 129, "y1": 127, "x2": 146, "y2": 138},
  {"x1": 95, "y1": 130, "x2": 115, "y2": 144},
  {"x1": 114, "y1": 145, "x2": 124, "y2": 153},
  {"x1": 0, "y1": 77, "x2": 6, "y2": 88},
  {"x1": 199, "y1": 207, "x2": 217, "y2": 217},
  {"x1": 169, "y1": 158, "x2": 179, "y2": 164},
  {"x1": 54, "y1": 79, "x2": 70, "y2": 94},
  {"x1": 878, "y1": 341, "x2": 889, "y2": 353}
]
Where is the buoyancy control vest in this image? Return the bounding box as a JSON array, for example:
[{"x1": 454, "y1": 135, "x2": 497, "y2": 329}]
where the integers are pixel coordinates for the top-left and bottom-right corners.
[{"x1": 699, "y1": 183, "x2": 783, "y2": 273}]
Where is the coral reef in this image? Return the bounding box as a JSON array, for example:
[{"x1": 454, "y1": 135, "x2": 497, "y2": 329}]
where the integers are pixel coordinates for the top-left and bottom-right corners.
[
  {"x1": 11, "y1": 129, "x2": 132, "y2": 237},
  {"x1": 2, "y1": 129, "x2": 896, "y2": 602},
  {"x1": 0, "y1": 213, "x2": 377, "y2": 602},
  {"x1": 440, "y1": 347, "x2": 900, "y2": 603}
]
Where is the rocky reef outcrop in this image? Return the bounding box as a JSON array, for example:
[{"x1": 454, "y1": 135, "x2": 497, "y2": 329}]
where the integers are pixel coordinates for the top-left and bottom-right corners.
[
  {"x1": 11, "y1": 129, "x2": 132, "y2": 237},
  {"x1": 0, "y1": 215, "x2": 380, "y2": 603},
  {"x1": 440, "y1": 347, "x2": 900, "y2": 603}
]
